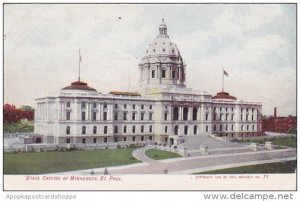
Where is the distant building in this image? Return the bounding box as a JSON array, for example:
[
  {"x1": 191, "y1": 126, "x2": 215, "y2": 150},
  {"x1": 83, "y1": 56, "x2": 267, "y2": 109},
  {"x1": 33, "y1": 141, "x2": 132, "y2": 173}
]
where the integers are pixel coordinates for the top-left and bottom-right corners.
[
  {"x1": 262, "y1": 107, "x2": 296, "y2": 133},
  {"x1": 34, "y1": 20, "x2": 263, "y2": 145}
]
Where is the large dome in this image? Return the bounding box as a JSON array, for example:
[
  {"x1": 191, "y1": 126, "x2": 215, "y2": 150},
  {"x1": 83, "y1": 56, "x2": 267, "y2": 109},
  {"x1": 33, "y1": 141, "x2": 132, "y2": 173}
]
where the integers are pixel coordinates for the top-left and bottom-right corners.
[
  {"x1": 138, "y1": 19, "x2": 186, "y2": 90},
  {"x1": 144, "y1": 19, "x2": 182, "y2": 60}
]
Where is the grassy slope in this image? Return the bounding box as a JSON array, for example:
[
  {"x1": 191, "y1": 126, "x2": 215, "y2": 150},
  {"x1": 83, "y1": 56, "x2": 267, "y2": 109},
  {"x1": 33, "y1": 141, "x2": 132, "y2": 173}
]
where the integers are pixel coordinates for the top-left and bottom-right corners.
[
  {"x1": 237, "y1": 136, "x2": 296, "y2": 148},
  {"x1": 197, "y1": 161, "x2": 297, "y2": 174},
  {"x1": 145, "y1": 149, "x2": 182, "y2": 160},
  {"x1": 4, "y1": 148, "x2": 140, "y2": 174}
]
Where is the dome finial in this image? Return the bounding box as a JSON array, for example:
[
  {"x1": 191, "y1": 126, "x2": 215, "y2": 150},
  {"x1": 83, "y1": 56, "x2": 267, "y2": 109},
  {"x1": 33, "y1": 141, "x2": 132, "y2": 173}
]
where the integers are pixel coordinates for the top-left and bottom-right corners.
[{"x1": 159, "y1": 19, "x2": 168, "y2": 37}]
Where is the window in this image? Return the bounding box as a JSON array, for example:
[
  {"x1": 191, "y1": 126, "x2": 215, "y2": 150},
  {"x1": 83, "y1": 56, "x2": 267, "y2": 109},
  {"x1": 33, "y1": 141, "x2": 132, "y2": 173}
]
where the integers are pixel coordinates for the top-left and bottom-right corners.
[
  {"x1": 164, "y1": 112, "x2": 168, "y2": 121},
  {"x1": 66, "y1": 126, "x2": 70, "y2": 134},
  {"x1": 174, "y1": 125, "x2": 179, "y2": 135},
  {"x1": 247, "y1": 125, "x2": 249, "y2": 131},
  {"x1": 232, "y1": 125, "x2": 234, "y2": 131},
  {"x1": 220, "y1": 125, "x2": 222, "y2": 131},
  {"x1": 92, "y1": 111, "x2": 97, "y2": 121},
  {"x1": 104, "y1": 126, "x2": 107, "y2": 134},
  {"x1": 140, "y1": 113, "x2": 144, "y2": 121},
  {"x1": 141, "y1": 136, "x2": 144, "y2": 141},
  {"x1": 162, "y1": 70, "x2": 166, "y2": 78},
  {"x1": 231, "y1": 114, "x2": 234, "y2": 121},
  {"x1": 162, "y1": 48, "x2": 165, "y2": 52},
  {"x1": 66, "y1": 111, "x2": 71, "y2": 120},
  {"x1": 82, "y1": 126, "x2": 86, "y2": 134},
  {"x1": 141, "y1": 125, "x2": 144, "y2": 133},
  {"x1": 214, "y1": 113, "x2": 216, "y2": 121},
  {"x1": 124, "y1": 137, "x2": 127, "y2": 142},
  {"x1": 240, "y1": 114, "x2": 243, "y2": 121},
  {"x1": 246, "y1": 114, "x2": 249, "y2": 121},
  {"x1": 93, "y1": 126, "x2": 97, "y2": 134},
  {"x1": 172, "y1": 71, "x2": 175, "y2": 78},
  {"x1": 194, "y1": 125, "x2": 197, "y2": 135},
  {"x1": 184, "y1": 125, "x2": 188, "y2": 135},
  {"x1": 124, "y1": 104, "x2": 127, "y2": 109},
  {"x1": 149, "y1": 113, "x2": 153, "y2": 121},
  {"x1": 82, "y1": 138, "x2": 86, "y2": 144},
  {"x1": 193, "y1": 108, "x2": 197, "y2": 121},
  {"x1": 206, "y1": 113, "x2": 209, "y2": 121},
  {"x1": 252, "y1": 125, "x2": 255, "y2": 130},
  {"x1": 93, "y1": 138, "x2": 97, "y2": 143},
  {"x1": 149, "y1": 125, "x2": 152, "y2": 133},
  {"x1": 66, "y1": 102, "x2": 71, "y2": 107},
  {"x1": 81, "y1": 112, "x2": 86, "y2": 121},
  {"x1": 141, "y1": 105, "x2": 144, "y2": 109},
  {"x1": 206, "y1": 125, "x2": 209, "y2": 132},
  {"x1": 241, "y1": 125, "x2": 243, "y2": 131},
  {"x1": 123, "y1": 112, "x2": 127, "y2": 120},
  {"x1": 114, "y1": 104, "x2": 118, "y2": 109},
  {"x1": 165, "y1": 126, "x2": 168, "y2": 133},
  {"x1": 66, "y1": 138, "x2": 70, "y2": 144},
  {"x1": 114, "y1": 113, "x2": 118, "y2": 120},
  {"x1": 132, "y1": 104, "x2": 135, "y2": 109},
  {"x1": 104, "y1": 137, "x2": 108, "y2": 143},
  {"x1": 149, "y1": 105, "x2": 152, "y2": 110},
  {"x1": 81, "y1": 102, "x2": 86, "y2": 109},
  {"x1": 123, "y1": 126, "x2": 127, "y2": 133},
  {"x1": 173, "y1": 107, "x2": 179, "y2": 120},
  {"x1": 220, "y1": 114, "x2": 223, "y2": 121},
  {"x1": 152, "y1": 70, "x2": 155, "y2": 78},
  {"x1": 114, "y1": 126, "x2": 118, "y2": 134},
  {"x1": 103, "y1": 112, "x2": 107, "y2": 121},
  {"x1": 93, "y1": 103, "x2": 97, "y2": 108},
  {"x1": 213, "y1": 125, "x2": 216, "y2": 131},
  {"x1": 183, "y1": 107, "x2": 188, "y2": 121},
  {"x1": 133, "y1": 136, "x2": 136, "y2": 141},
  {"x1": 226, "y1": 124, "x2": 228, "y2": 131},
  {"x1": 103, "y1": 103, "x2": 107, "y2": 109},
  {"x1": 114, "y1": 137, "x2": 118, "y2": 142},
  {"x1": 252, "y1": 114, "x2": 254, "y2": 121},
  {"x1": 132, "y1": 125, "x2": 135, "y2": 133},
  {"x1": 132, "y1": 112, "x2": 136, "y2": 121}
]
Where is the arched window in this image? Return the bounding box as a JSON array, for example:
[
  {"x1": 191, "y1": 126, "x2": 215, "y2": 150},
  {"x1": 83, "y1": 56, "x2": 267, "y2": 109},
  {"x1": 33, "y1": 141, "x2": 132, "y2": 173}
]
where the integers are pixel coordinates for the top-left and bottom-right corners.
[
  {"x1": 132, "y1": 125, "x2": 135, "y2": 133},
  {"x1": 184, "y1": 125, "x2": 188, "y2": 135},
  {"x1": 141, "y1": 125, "x2": 144, "y2": 133},
  {"x1": 82, "y1": 126, "x2": 86, "y2": 135},
  {"x1": 174, "y1": 125, "x2": 179, "y2": 135},
  {"x1": 183, "y1": 107, "x2": 188, "y2": 121},
  {"x1": 173, "y1": 107, "x2": 179, "y2": 120},
  {"x1": 193, "y1": 108, "x2": 197, "y2": 121},
  {"x1": 193, "y1": 125, "x2": 197, "y2": 135},
  {"x1": 93, "y1": 126, "x2": 97, "y2": 134},
  {"x1": 66, "y1": 126, "x2": 70, "y2": 135},
  {"x1": 104, "y1": 126, "x2": 107, "y2": 134},
  {"x1": 149, "y1": 125, "x2": 152, "y2": 133}
]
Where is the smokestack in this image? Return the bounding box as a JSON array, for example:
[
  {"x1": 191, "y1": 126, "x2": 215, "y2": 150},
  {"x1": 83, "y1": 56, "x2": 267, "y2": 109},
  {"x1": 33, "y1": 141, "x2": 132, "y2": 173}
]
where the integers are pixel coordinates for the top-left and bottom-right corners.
[{"x1": 274, "y1": 107, "x2": 277, "y2": 118}]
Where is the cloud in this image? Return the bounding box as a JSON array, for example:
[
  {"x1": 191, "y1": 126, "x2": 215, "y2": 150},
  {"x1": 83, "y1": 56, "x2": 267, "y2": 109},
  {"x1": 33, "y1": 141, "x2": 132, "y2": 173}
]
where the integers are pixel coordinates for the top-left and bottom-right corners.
[{"x1": 4, "y1": 4, "x2": 296, "y2": 116}]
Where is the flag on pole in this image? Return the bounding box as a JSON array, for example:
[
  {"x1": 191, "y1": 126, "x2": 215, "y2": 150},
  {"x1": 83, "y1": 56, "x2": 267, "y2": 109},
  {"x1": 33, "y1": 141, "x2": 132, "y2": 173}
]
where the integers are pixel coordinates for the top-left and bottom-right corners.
[{"x1": 223, "y1": 69, "x2": 228, "y2": 77}]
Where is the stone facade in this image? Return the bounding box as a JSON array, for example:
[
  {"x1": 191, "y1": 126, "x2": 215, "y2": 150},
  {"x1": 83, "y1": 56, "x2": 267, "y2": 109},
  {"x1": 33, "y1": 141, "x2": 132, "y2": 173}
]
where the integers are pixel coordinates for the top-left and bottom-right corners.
[{"x1": 34, "y1": 20, "x2": 262, "y2": 145}]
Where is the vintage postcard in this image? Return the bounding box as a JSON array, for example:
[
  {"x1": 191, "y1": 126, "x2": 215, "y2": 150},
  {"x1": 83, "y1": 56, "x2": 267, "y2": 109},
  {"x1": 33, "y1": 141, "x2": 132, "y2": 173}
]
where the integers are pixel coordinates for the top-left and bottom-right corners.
[{"x1": 3, "y1": 3, "x2": 297, "y2": 191}]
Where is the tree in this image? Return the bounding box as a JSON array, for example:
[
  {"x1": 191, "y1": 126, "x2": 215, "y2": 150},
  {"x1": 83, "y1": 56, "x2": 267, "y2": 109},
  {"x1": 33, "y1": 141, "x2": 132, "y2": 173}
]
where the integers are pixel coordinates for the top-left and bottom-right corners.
[{"x1": 20, "y1": 105, "x2": 34, "y2": 111}]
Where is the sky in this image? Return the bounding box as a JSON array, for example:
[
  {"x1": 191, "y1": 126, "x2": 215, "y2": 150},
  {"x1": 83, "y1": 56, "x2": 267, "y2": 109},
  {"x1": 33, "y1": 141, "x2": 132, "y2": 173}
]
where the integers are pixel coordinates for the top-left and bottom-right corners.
[{"x1": 3, "y1": 4, "x2": 296, "y2": 116}]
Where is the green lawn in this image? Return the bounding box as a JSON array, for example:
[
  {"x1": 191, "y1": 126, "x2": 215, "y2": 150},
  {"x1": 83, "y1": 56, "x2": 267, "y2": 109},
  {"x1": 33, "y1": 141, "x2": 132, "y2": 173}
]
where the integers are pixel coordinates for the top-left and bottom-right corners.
[
  {"x1": 145, "y1": 149, "x2": 182, "y2": 160},
  {"x1": 4, "y1": 121, "x2": 34, "y2": 133},
  {"x1": 4, "y1": 148, "x2": 140, "y2": 174},
  {"x1": 196, "y1": 160, "x2": 297, "y2": 174},
  {"x1": 235, "y1": 136, "x2": 296, "y2": 148}
]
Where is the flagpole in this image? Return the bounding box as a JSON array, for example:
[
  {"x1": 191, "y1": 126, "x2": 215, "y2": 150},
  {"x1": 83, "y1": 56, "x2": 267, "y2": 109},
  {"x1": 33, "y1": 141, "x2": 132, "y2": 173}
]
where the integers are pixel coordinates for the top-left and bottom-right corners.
[
  {"x1": 222, "y1": 68, "x2": 224, "y2": 92},
  {"x1": 78, "y1": 48, "x2": 81, "y2": 81}
]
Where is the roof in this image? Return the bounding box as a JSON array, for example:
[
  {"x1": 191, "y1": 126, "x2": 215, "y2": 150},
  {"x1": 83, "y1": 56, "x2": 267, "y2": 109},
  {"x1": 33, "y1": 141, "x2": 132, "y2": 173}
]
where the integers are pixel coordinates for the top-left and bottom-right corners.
[
  {"x1": 109, "y1": 91, "x2": 141, "y2": 96},
  {"x1": 62, "y1": 81, "x2": 97, "y2": 92},
  {"x1": 212, "y1": 91, "x2": 237, "y2": 100}
]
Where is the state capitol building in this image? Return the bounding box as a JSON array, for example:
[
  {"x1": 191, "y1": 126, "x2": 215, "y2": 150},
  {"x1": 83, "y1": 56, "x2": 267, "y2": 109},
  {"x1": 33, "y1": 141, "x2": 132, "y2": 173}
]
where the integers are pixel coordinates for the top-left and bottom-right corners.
[{"x1": 34, "y1": 20, "x2": 262, "y2": 145}]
